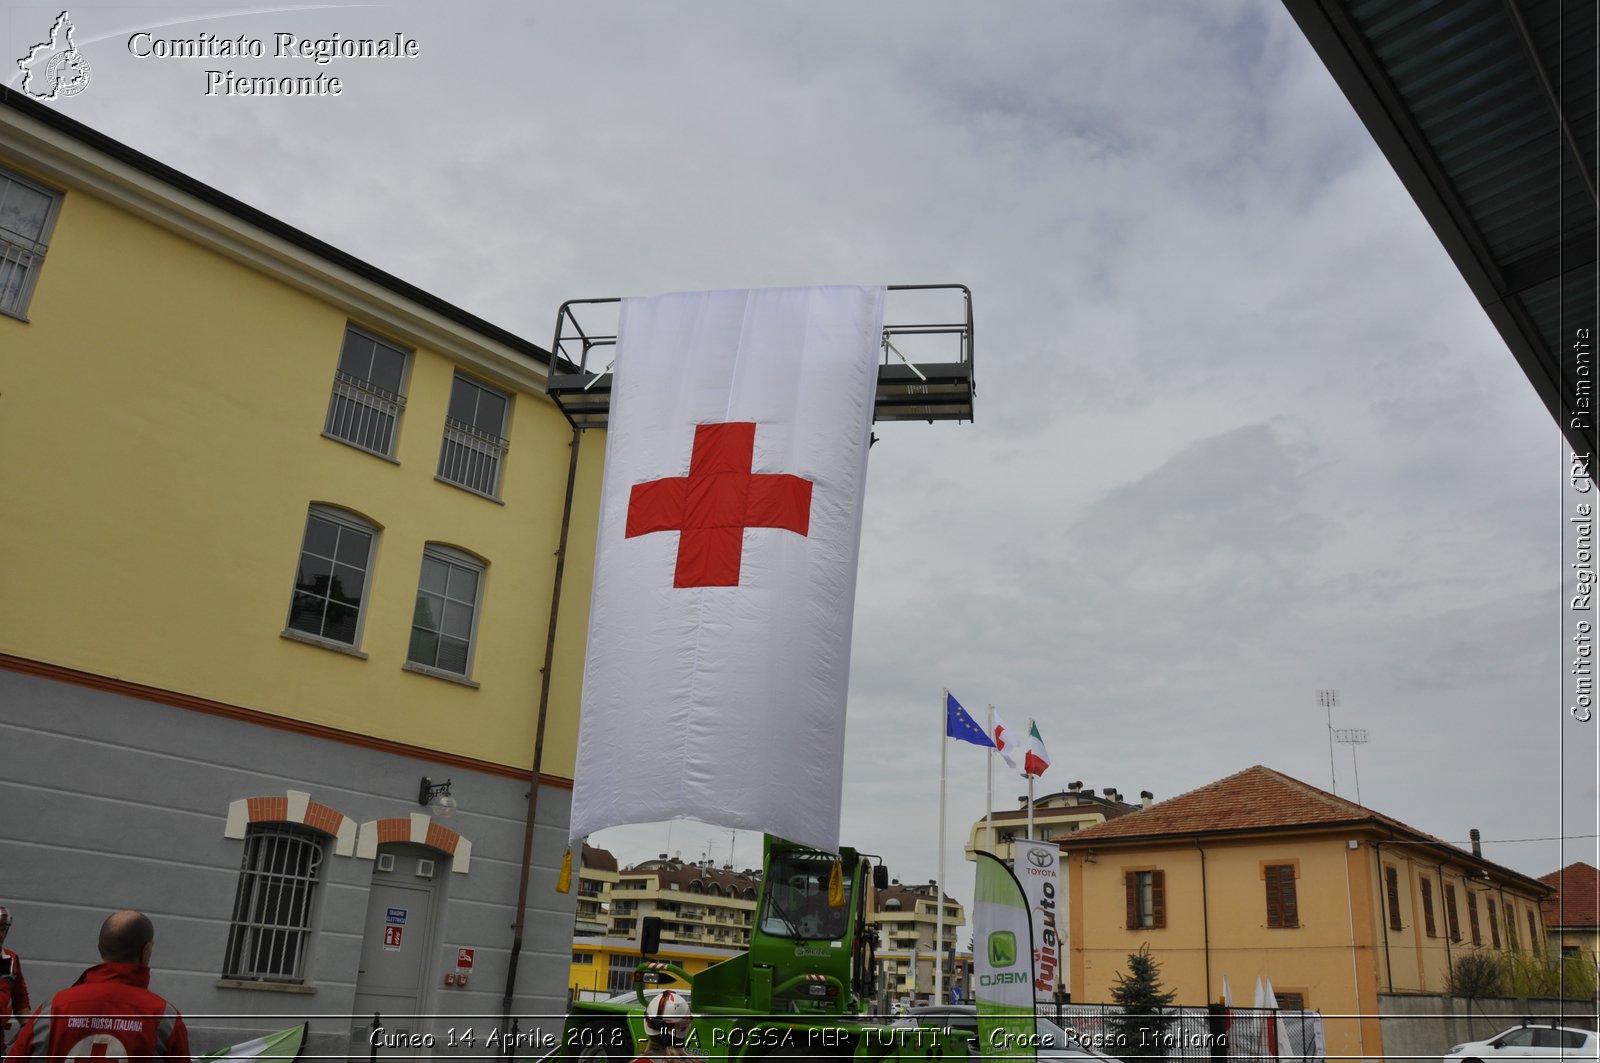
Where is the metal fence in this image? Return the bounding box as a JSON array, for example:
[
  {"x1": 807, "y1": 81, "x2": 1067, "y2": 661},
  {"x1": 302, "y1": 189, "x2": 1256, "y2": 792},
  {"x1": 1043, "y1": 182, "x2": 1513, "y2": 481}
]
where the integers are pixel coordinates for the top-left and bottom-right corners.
[{"x1": 1047, "y1": 1003, "x2": 1324, "y2": 1062}]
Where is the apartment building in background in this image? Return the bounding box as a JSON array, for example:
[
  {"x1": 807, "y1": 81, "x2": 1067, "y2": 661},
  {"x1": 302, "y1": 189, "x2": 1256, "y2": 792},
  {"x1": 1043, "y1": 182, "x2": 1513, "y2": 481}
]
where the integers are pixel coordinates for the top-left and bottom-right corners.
[{"x1": 967, "y1": 782, "x2": 1145, "y2": 862}]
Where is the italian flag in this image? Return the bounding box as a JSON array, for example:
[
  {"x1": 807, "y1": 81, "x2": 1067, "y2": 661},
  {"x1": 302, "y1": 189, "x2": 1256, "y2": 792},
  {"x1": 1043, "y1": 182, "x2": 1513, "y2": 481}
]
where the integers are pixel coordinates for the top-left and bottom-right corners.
[
  {"x1": 200, "y1": 1024, "x2": 307, "y2": 1063},
  {"x1": 1024, "y1": 720, "x2": 1050, "y2": 777}
]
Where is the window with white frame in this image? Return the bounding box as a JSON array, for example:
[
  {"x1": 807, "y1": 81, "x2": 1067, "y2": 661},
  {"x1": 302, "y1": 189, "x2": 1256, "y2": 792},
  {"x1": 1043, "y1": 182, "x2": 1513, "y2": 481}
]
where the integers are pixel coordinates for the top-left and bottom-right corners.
[
  {"x1": 437, "y1": 373, "x2": 510, "y2": 498},
  {"x1": 324, "y1": 325, "x2": 410, "y2": 457},
  {"x1": 406, "y1": 545, "x2": 484, "y2": 677},
  {"x1": 0, "y1": 167, "x2": 61, "y2": 319},
  {"x1": 223, "y1": 823, "x2": 325, "y2": 983},
  {"x1": 286, "y1": 505, "x2": 376, "y2": 648}
]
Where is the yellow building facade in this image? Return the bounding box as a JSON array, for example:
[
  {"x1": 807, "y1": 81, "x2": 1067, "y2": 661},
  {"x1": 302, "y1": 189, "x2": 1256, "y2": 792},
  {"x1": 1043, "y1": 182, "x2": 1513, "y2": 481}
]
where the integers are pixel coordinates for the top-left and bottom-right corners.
[
  {"x1": 0, "y1": 86, "x2": 602, "y2": 1056},
  {"x1": 569, "y1": 937, "x2": 738, "y2": 1001},
  {"x1": 1060, "y1": 766, "x2": 1553, "y2": 1062}
]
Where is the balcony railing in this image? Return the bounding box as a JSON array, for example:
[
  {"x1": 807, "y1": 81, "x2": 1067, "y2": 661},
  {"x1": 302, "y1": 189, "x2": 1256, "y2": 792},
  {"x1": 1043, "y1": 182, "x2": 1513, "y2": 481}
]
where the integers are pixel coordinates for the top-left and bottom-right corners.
[
  {"x1": 437, "y1": 418, "x2": 507, "y2": 498},
  {"x1": 325, "y1": 372, "x2": 404, "y2": 456},
  {"x1": 0, "y1": 236, "x2": 38, "y2": 317}
]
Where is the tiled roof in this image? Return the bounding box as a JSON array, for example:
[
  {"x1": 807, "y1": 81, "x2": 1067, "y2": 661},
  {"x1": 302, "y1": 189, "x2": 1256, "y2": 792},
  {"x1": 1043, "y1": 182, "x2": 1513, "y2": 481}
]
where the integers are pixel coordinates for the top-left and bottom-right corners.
[
  {"x1": 581, "y1": 843, "x2": 618, "y2": 873},
  {"x1": 875, "y1": 883, "x2": 960, "y2": 914},
  {"x1": 1539, "y1": 862, "x2": 1599, "y2": 929},
  {"x1": 1060, "y1": 766, "x2": 1399, "y2": 842},
  {"x1": 1057, "y1": 765, "x2": 1551, "y2": 894},
  {"x1": 983, "y1": 800, "x2": 1137, "y2": 824},
  {"x1": 621, "y1": 859, "x2": 761, "y2": 898}
]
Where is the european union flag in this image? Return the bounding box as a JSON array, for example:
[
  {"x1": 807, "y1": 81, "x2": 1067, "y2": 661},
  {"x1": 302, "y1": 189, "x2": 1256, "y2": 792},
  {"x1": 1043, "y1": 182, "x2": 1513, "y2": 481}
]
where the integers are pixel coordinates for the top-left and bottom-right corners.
[{"x1": 945, "y1": 692, "x2": 995, "y2": 748}]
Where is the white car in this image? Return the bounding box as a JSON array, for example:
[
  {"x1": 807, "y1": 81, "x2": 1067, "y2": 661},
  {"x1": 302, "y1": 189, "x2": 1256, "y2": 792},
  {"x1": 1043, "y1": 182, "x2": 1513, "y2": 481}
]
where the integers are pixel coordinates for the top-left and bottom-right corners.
[{"x1": 1444, "y1": 1024, "x2": 1597, "y2": 1061}]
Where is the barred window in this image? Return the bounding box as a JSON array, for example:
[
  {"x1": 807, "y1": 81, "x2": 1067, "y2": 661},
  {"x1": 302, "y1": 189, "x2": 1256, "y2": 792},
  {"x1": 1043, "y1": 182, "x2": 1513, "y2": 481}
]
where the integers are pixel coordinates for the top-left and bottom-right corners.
[
  {"x1": 0, "y1": 167, "x2": 60, "y2": 319},
  {"x1": 437, "y1": 373, "x2": 510, "y2": 498},
  {"x1": 325, "y1": 326, "x2": 410, "y2": 458},
  {"x1": 223, "y1": 823, "x2": 325, "y2": 982}
]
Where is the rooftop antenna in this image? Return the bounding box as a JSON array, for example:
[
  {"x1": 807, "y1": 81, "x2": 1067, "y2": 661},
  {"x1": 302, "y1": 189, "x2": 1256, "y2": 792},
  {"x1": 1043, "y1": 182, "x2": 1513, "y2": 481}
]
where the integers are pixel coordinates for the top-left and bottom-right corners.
[
  {"x1": 1334, "y1": 728, "x2": 1369, "y2": 805},
  {"x1": 1317, "y1": 689, "x2": 1339, "y2": 794}
]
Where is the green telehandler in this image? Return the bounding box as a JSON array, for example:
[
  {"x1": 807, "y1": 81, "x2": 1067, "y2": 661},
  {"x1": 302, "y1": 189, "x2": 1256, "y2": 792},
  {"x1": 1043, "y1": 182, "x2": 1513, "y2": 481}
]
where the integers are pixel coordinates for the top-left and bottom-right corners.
[{"x1": 563, "y1": 835, "x2": 964, "y2": 1062}]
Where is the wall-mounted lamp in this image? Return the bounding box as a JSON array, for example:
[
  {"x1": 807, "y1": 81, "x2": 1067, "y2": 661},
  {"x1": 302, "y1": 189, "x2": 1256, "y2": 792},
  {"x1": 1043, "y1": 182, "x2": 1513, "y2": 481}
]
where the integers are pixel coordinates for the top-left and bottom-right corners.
[
  {"x1": 419, "y1": 776, "x2": 457, "y2": 817},
  {"x1": 1083, "y1": 849, "x2": 1098, "y2": 864}
]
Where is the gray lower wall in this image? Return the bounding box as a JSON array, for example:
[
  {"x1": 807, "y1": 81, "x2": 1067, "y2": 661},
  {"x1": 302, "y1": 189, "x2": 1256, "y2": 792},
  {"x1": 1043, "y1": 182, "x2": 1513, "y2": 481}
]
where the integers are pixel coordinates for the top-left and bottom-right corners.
[
  {"x1": 0, "y1": 667, "x2": 579, "y2": 1059},
  {"x1": 1378, "y1": 994, "x2": 1599, "y2": 1060}
]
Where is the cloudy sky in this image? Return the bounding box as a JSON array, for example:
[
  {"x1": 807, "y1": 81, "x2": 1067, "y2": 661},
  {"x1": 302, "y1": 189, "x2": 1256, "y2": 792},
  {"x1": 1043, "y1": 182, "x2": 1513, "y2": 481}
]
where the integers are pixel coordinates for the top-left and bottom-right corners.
[{"x1": 9, "y1": 0, "x2": 1592, "y2": 913}]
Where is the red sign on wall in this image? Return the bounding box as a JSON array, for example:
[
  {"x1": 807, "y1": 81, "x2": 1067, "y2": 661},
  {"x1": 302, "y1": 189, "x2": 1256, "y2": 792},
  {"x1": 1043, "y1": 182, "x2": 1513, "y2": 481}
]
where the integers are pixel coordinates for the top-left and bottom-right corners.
[
  {"x1": 383, "y1": 926, "x2": 403, "y2": 949},
  {"x1": 457, "y1": 948, "x2": 474, "y2": 970}
]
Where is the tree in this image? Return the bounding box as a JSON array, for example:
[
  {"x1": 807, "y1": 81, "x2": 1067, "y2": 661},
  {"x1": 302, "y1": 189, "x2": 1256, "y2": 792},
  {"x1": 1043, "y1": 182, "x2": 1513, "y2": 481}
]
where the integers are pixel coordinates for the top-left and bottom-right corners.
[
  {"x1": 1447, "y1": 951, "x2": 1502, "y2": 999},
  {"x1": 1106, "y1": 946, "x2": 1177, "y2": 1061}
]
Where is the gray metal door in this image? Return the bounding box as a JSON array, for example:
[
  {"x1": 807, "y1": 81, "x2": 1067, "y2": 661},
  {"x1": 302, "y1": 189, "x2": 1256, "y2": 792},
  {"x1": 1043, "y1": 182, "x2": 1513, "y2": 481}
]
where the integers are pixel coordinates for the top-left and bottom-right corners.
[{"x1": 353, "y1": 844, "x2": 441, "y2": 1056}]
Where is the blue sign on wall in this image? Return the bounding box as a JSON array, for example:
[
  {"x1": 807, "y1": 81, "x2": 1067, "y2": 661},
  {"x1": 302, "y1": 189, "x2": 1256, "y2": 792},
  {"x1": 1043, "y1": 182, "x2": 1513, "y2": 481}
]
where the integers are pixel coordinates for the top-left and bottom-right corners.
[{"x1": 386, "y1": 908, "x2": 407, "y2": 925}]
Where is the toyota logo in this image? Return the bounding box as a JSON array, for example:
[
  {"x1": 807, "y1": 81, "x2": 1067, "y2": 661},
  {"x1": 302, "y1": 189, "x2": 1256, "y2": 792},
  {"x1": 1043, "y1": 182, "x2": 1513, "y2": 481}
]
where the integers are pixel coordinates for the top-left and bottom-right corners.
[{"x1": 1027, "y1": 848, "x2": 1055, "y2": 869}]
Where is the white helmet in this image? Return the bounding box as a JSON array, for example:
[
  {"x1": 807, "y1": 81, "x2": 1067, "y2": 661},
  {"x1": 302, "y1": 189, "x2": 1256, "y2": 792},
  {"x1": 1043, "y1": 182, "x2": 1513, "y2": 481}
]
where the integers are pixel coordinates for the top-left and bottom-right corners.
[{"x1": 644, "y1": 990, "x2": 691, "y2": 1041}]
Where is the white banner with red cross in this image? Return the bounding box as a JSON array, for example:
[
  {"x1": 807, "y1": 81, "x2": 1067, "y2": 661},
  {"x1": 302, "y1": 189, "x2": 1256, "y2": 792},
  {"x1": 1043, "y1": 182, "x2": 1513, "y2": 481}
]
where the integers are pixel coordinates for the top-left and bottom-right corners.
[{"x1": 569, "y1": 286, "x2": 885, "y2": 852}]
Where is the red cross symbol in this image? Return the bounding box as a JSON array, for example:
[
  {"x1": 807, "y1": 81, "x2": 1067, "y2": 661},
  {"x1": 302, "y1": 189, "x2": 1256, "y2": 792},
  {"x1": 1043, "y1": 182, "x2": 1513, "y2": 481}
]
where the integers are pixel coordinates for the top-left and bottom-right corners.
[
  {"x1": 626, "y1": 422, "x2": 813, "y2": 588},
  {"x1": 65, "y1": 1035, "x2": 127, "y2": 1063}
]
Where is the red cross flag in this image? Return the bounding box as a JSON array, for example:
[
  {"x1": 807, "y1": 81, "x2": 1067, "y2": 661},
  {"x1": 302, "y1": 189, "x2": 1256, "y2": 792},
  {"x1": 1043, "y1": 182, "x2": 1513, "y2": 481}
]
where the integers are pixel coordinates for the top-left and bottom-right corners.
[{"x1": 570, "y1": 286, "x2": 885, "y2": 852}]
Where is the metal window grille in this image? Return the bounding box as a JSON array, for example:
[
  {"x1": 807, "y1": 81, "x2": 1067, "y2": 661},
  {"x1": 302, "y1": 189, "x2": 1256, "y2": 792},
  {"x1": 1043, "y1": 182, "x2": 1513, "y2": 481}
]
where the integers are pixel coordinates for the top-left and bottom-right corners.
[
  {"x1": 0, "y1": 237, "x2": 39, "y2": 316},
  {"x1": 0, "y1": 170, "x2": 56, "y2": 318},
  {"x1": 436, "y1": 418, "x2": 508, "y2": 497},
  {"x1": 223, "y1": 824, "x2": 324, "y2": 982},
  {"x1": 325, "y1": 371, "x2": 405, "y2": 456}
]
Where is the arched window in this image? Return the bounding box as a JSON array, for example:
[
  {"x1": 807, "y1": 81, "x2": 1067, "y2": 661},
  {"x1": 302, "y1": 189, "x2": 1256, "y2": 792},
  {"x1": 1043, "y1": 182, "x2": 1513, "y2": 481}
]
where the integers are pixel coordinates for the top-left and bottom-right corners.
[
  {"x1": 406, "y1": 543, "x2": 486, "y2": 680},
  {"x1": 223, "y1": 823, "x2": 327, "y2": 983},
  {"x1": 285, "y1": 504, "x2": 378, "y2": 650}
]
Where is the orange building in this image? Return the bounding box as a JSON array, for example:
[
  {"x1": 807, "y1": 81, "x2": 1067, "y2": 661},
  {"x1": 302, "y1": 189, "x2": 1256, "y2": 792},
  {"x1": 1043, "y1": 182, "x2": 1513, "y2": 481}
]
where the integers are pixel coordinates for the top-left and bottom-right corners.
[
  {"x1": 1059, "y1": 766, "x2": 1553, "y2": 1061},
  {"x1": 1539, "y1": 862, "x2": 1599, "y2": 967}
]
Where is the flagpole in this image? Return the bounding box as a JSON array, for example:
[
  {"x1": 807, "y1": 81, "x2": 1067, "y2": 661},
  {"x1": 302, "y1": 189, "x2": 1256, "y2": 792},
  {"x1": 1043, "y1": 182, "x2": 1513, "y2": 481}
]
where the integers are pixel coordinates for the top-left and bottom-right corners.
[
  {"x1": 937, "y1": 689, "x2": 947, "y2": 1004},
  {"x1": 1027, "y1": 770, "x2": 1035, "y2": 841},
  {"x1": 985, "y1": 705, "x2": 995, "y2": 853}
]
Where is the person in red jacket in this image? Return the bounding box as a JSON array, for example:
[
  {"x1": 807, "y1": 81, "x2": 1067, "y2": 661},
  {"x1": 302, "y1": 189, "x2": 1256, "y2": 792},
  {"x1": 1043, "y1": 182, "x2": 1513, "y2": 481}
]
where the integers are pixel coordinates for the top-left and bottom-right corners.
[
  {"x1": 6, "y1": 911, "x2": 190, "y2": 1063},
  {"x1": 0, "y1": 908, "x2": 30, "y2": 1046}
]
